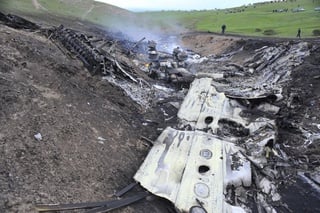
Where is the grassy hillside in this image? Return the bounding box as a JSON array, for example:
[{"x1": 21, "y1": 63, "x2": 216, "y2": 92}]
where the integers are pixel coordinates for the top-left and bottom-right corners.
[
  {"x1": 0, "y1": 0, "x2": 137, "y2": 28},
  {"x1": 0, "y1": 0, "x2": 319, "y2": 38},
  {"x1": 138, "y1": 0, "x2": 320, "y2": 38}
]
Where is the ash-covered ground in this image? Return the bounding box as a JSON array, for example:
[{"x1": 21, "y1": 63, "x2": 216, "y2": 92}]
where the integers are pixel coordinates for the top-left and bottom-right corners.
[{"x1": 0, "y1": 12, "x2": 319, "y2": 213}]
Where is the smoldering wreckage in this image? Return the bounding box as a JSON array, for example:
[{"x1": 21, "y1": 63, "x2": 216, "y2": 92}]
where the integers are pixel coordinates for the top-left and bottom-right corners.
[{"x1": 1, "y1": 12, "x2": 320, "y2": 213}]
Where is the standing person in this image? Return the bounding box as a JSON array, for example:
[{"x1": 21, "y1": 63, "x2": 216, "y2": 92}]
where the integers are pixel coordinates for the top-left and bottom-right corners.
[
  {"x1": 221, "y1": 24, "x2": 226, "y2": 34},
  {"x1": 296, "y1": 28, "x2": 301, "y2": 38},
  {"x1": 173, "y1": 46, "x2": 181, "y2": 61}
]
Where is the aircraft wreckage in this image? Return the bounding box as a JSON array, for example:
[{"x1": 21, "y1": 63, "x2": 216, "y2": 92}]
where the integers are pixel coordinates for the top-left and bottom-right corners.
[
  {"x1": 134, "y1": 37, "x2": 316, "y2": 213},
  {"x1": 1, "y1": 12, "x2": 319, "y2": 213},
  {"x1": 135, "y1": 78, "x2": 278, "y2": 213},
  {"x1": 134, "y1": 37, "x2": 317, "y2": 212}
]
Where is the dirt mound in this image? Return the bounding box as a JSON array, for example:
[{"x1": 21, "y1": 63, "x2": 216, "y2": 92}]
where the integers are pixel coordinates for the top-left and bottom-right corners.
[{"x1": 0, "y1": 23, "x2": 169, "y2": 212}]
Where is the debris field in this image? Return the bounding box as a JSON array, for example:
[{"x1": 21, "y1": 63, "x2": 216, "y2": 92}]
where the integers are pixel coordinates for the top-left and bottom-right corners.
[{"x1": 0, "y1": 12, "x2": 320, "y2": 213}]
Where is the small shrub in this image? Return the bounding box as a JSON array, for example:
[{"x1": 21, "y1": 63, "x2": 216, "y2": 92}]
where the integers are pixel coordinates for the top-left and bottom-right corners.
[
  {"x1": 312, "y1": 29, "x2": 320, "y2": 36},
  {"x1": 255, "y1": 28, "x2": 262, "y2": 32},
  {"x1": 263, "y1": 29, "x2": 277, "y2": 35}
]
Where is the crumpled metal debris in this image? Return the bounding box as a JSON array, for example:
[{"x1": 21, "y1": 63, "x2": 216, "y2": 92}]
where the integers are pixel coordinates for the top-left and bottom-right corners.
[
  {"x1": 177, "y1": 78, "x2": 276, "y2": 136},
  {"x1": 0, "y1": 12, "x2": 40, "y2": 30},
  {"x1": 223, "y1": 42, "x2": 310, "y2": 99},
  {"x1": 146, "y1": 41, "x2": 195, "y2": 84},
  {"x1": 44, "y1": 24, "x2": 141, "y2": 84},
  {"x1": 135, "y1": 78, "x2": 282, "y2": 212}
]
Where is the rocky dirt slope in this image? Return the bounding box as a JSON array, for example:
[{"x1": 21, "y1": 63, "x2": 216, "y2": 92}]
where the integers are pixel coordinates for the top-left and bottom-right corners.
[{"x1": 0, "y1": 21, "x2": 172, "y2": 212}]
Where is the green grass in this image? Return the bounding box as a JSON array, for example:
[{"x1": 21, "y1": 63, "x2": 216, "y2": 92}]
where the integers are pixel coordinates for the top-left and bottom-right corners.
[
  {"x1": 0, "y1": 0, "x2": 136, "y2": 27},
  {"x1": 138, "y1": 0, "x2": 320, "y2": 38},
  {"x1": 0, "y1": 0, "x2": 319, "y2": 38},
  {"x1": 0, "y1": 0, "x2": 39, "y2": 14}
]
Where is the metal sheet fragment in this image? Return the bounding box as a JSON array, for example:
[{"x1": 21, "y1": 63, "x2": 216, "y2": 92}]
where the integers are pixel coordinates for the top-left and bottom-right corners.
[
  {"x1": 135, "y1": 77, "x2": 280, "y2": 213},
  {"x1": 178, "y1": 78, "x2": 276, "y2": 136},
  {"x1": 134, "y1": 127, "x2": 251, "y2": 212}
]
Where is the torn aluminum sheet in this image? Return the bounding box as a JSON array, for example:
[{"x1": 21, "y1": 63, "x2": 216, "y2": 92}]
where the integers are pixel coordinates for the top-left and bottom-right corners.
[
  {"x1": 134, "y1": 127, "x2": 251, "y2": 213},
  {"x1": 177, "y1": 78, "x2": 276, "y2": 138},
  {"x1": 135, "y1": 78, "x2": 281, "y2": 212}
]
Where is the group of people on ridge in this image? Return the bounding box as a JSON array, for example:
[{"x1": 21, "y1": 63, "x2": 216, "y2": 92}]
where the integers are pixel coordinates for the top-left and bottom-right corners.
[{"x1": 220, "y1": 24, "x2": 302, "y2": 39}]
